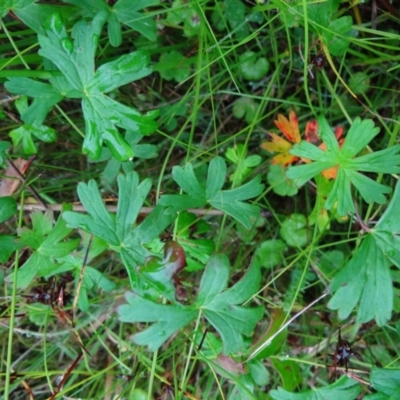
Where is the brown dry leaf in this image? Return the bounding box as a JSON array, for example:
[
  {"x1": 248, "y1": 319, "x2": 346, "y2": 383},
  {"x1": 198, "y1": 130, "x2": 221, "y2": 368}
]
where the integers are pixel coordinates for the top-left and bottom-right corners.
[
  {"x1": 214, "y1": 354, "x2": 246, "y2": 378},
  {"x1": 0, "y1": 158, "x2": 30, "y2": 197}
]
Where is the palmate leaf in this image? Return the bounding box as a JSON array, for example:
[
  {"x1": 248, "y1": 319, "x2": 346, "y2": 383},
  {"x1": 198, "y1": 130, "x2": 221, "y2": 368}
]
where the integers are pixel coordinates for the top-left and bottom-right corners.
[
  {"x1": 369, "y1": 368, "x2": 400, "y2": 397},
  {"x1": 328, "y1": 179, "x2": 400, "y2": 326},
  {"x1": 287, "y1": 116, "x2": 400, "y2": 216},
  {"x1": 5, "y1": 12, "x2": 157, "y2": 161},
  {"x1": 270, "y1": 376, "x2": 361, "y2": 400},
  {"x1": 1, "y1": 0, "x2": 73, "y2": 35},
  {"x1": 117, "y1": 254, "x2": 263, "y2": 353},
  {"x1": 63, "y1": 0, "x2": 159, "y2": 46},
  {"x1": 159, "y1": 157, "x2": 264, "y2": 229},
  {"x1": 5, "y1": 95, "x2": 57, "y2": 155},
  {"x1": 198, "y1": 255, "x2": 264, "y2": 354},
  {"x1": 63, "y1": 172, "x2": 176, "y2": 290},
  {"x1": 6, "y1": 206, "x2": 80, "y2": 288}
]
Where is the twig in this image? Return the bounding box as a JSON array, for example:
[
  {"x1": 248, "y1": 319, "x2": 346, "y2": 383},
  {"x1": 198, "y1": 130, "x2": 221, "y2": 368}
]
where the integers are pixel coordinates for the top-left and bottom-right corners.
[
  {"x1": 18, "y1": 204, "x2": 225, "y2": 216},
  {"x1": 6, "y1": 158, "x2": 48, "y2": 210},
  {"x1": 49, "y1": 352, "x2": 83, "y2": 400},
  {"x1": 72, "y1": 236, "x2": 93, "y2": 320},
  {"x1": 246, "y1": 290, "x2": 330, "y2": 361}
]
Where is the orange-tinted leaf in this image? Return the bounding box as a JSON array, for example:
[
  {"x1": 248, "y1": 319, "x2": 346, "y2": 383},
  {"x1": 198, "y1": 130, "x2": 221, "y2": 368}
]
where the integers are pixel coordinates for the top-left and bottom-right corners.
[
  {"x1": 305, "y1": 120, "x2": 320, "y2": 144},
  {"x1": 335, "y1": 126, "x2": 344, "y2": 140},
  {"x1": 322, "y1": 165, "x2": 339, "y2": 179},
  {"x1": 261, "y1": 133, "x2": 292, "y2": 153},
  {"x1": 274, "y1": 110, "x2": 301, "y2": 144},
  {"x1": 261, "y1": 133, "x2": 298, "y2": 166},
  {"x1": 271, "y1": 153, "x2": 299, "y2": 166}
]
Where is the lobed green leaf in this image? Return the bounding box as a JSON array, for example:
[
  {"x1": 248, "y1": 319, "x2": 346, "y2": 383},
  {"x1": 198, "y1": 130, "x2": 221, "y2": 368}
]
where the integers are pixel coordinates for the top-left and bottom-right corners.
[
  {"x1": 270, "y1": 376, "x2": 361, "y2": 400},
  {"x1": 340, "y1": 117, "x2": 380, "y2": 158},
  {"x1": 87, "y1": 52, "x2": 152, "y2": 93}
]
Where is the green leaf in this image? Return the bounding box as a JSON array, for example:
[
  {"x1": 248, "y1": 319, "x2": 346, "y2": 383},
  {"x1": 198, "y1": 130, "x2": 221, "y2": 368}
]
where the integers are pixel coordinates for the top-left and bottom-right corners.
[
  {"x1": 245, "y1": 155, "x2": 262, "y2": 168},
  {"x1": 115, "y1": 173, "x2": 152, "y2": 241},
  {"x1": 0, "y1": 197, "x2": 17, "y2": 223},
  {"x1": 248, "y1": 308, "x2": 287, "y2": 359},
  {"x1": 323, "y1": 16, "x2": 353, "y2": 56},
  {"x1": 206, "y1": 157, "x2": 226, "y2": 199},
  {"x1": 270, "y1": 376, "x2": 361, "y2": 400},
  {"x1": 87, "y1": 52, "x2": 152, "y2": 93},
  {"x1": 0, "y1": 235, "x2": 22, "y2": 263},
  {"x1": 7, "y1": 12, "x2": 157, "y2": 161},
  {"x1": 254, "y1": 239, "x2": 287, "y2": 270},
  {"x1": 308, "y1": 174, "x2": 333, "y2": 232},
  {"x1": 13, "y1": 2, "x2": 72, "y2": 36},
  {"x1": 248, "y1": 359, "x2": 270, "y2": 386},
  {"x1": 340, "y1": 118, "x2": 380, "y2": 158},
  {"x1": 328, "y1": 179, "x2": 400, "y2": 325},
  {"x1": 9, "y1": 123, "x2": 57, "y2": 154},
  {"x1": 47, "y1": 240, "x2": 113, "y2": 312},
  {"x1": 349, "y1": 72, "x2": 370, "y2": 95},
  {"x1": 370, "y1": 368, "x2": 400, "y2": 396},
  {"x1": 136, "y1": 240, "x2": 187, "y2": 301},
  {"x1": 6, "y1": 206, "x2": 79, "y2": 288},
  {"x1": 239, "y1": 51, "x2": 269, "y2": 81},
  {"x1": 154, "y1": 50, "x2": 192, "y2": 83},
  {"x1": 224, "y1": 0, "x2": 248, "y2": 39},
  {"x1": 319, "y1": 250, "x2": 344, "y2": 277},
  {"x1": 226, "y1": 145, "x2": 261, "y2": 185},
  {"x1": 9, "y1": 126, "x2": 37, "y2": 154},
  {"x1": 267, "y1": 165, "x2": 298, "y2": 197},
  {"x1": 114, "y1": 0, "x2": 159, "y2": 42},
  {"x1": 166, "y1": 0, "x2": 201, "y2": 37},
  {"x1": 197, "y1": 254, "x2": 263, "y2": 354},
  {"x1": 160, "y1": 157, "x2": 264, "y2": 229},
  {"x1": 208, "y1": 176, "x2": 264, "y2": 229},
  {"x1": 107, "y1": 11, "x2": 122, "y2": 47},
  {"x1": 172, "y1": 163, "x2": 207, "y2": 201},
  {"x1": 306, "y1": 0, "x2": 338, "y2": 28},
  {"x1": 287, "y1": 116, "x2": 400, "y2": 216},
  {"x1": 27, "y1": 303, "x2": 49, "y2": 327},
  {"x1": 233, "y1": 98, "x2": 259, "y2": 124},
  {"x1": 118, "y1": 292, "x2": 197, "y2": 351},
  {"x1": 63, "y1": 179, "x2": 119, "y2": 245},
  {"x1": 329, "y1": 235, "x2": 393, "y2": 326},
  {"x1": 279, "y1": 214, "x2": 308, "y2": 248},
  {"x1": 271, "y1": 359, "x2": 302, "y2": 393},
  {"x1": 117, "y1": 254, "x2": 263, "y2": 353},
  {"x1": 196, "y1": 254, "x2": 230, "y2": 304},
  {"x1": 63, "y1": 171, "x2": 153, "y2": 245},
  {"x1": 5, "y1": 79, "x2": 63, "y2": 126},
  {"x1": 63, "y1": 172, "x2": 176, "y2": 290},
  {"x1": 64, "y1": 0, "x2": 159, "y2": 43},
  {"x1": 0, "y1": 141, "x2": 10, "y2": 166}
]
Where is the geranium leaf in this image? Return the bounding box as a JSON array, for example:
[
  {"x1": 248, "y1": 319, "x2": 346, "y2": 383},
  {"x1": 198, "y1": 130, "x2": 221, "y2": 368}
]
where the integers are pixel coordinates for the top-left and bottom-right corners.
[
  {"x1": 328, "y1": 179, "x2": 400, "y2": 325},
  {"x1": 287, "y1": 116, "x2": 400, "y2": 216},
  {"x1": 63, "y1": 172, "x2": 176, "y2": 291},
  {"x1": 270, "y1": 376, "x2": 361, "y2": 400},
  {"x1": 117, "y1": 254, "x2": 262, "y2": 353},
  {"x1": 160, "y1": 157, "x2": 264, "y2": 229},
  {"x1": 6, "y1": 12, "x2": 157, "y2": 161},
  {"x1": 6, "y1": 205, "x2": 79, "y2": 288}
]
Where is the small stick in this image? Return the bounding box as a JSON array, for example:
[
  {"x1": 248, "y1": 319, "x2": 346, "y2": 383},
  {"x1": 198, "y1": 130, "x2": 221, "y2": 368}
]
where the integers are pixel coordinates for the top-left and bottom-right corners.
[
  {"x1": 18, "y1": 204, "x2": 224, "y2": 216},
  {"x1": 49, "y1": 352, "x2": 83, "y2": 400},
  {"x1": 6, "y1": 157, "x2": 48, "y2": 210},
  {"x1": 72, "y1": 235, "x2": 93, "y2": 320},
  {"x1": 197, "y1": 328, "x2": 208, "y2": 352},
  {"x1": 247, "y1": 290, "x2": 329, "y2": 361}
]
